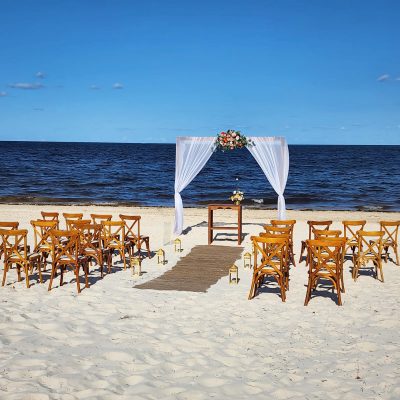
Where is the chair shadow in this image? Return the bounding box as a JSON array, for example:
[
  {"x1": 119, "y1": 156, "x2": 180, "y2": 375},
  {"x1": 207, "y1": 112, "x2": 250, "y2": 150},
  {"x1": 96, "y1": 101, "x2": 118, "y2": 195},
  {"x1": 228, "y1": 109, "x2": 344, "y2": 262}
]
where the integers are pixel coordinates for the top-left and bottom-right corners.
[
  {"x1": 254, "y1": 277, "x2": 284, "y2": 300},
  {"x1": 304, "y1": 279, "x2": 342, "y2": 305}
]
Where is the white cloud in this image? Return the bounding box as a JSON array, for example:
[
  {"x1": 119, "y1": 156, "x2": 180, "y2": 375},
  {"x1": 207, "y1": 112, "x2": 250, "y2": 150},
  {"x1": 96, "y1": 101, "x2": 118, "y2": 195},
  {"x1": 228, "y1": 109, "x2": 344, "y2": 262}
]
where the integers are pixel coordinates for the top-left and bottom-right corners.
[
  {"x1": 9, "y1": 82, "x2": 44, "y2": 90},
  {"x1": 377, "y1": 74, "x2": 390, "y2": 82},
  {"x1": 112, "y1": 82, "x2": 124, "y2": 89},
  {"x1": 90, "y1": 84, "x2": 101, "y2": 90},
  {"x1": 35, "y1": 71, "x2": 46, "y2": 79},
  {"x1": 0, "y1": 91, "x2": 7, "y2": 97}
]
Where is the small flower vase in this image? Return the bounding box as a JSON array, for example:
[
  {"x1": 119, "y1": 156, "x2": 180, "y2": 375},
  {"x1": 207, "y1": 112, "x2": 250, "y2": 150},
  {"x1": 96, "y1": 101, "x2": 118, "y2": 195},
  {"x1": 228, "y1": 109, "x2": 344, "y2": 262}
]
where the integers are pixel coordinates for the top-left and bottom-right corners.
[{"x1": 234, "y1": 200, "x2": 241, "y2": 206}]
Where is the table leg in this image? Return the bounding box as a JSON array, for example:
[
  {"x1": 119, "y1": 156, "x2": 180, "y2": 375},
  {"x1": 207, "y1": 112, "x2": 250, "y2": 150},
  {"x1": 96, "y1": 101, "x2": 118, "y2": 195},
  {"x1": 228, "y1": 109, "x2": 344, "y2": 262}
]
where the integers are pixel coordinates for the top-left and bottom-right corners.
[
  {"x1": 238, "y1": 206, "x2": 242, "y2": 245},
  {"x1": 208, "y1": 209, "x2": 213, "y2": 245}
]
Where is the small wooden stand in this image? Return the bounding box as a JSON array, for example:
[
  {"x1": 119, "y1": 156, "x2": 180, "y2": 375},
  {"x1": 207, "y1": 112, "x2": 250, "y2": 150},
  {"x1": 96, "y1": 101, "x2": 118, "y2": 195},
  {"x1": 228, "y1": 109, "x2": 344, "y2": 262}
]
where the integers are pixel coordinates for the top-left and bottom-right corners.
[{"x1": 208, "y1": 204, "x2": 242, "y2": 245}]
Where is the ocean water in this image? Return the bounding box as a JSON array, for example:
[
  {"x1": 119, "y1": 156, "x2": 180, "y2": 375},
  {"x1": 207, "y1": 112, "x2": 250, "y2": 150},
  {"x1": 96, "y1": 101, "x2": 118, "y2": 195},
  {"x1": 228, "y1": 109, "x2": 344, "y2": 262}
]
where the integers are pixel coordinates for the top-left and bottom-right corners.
[{"x1": 0, "y1": 141, "x2": 399, "y2": 211}]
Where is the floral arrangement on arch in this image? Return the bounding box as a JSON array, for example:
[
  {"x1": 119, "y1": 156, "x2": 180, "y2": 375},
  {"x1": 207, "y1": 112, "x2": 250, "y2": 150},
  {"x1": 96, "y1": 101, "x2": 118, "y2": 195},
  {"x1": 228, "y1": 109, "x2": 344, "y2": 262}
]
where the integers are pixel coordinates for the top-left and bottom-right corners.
[
  {"x1": 230, "y1": 190, "x2": 244, "y2": 205},
  {"x1": 215, "y1": 130, "x2": 253, "y2": 151}
]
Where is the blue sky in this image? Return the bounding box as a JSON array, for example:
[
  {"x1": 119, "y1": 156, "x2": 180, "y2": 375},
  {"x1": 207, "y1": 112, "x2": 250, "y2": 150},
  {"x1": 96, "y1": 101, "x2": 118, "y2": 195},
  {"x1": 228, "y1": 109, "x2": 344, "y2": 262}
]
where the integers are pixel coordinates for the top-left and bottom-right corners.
[{"x1": 0, "y1": 0, "x2": 399, "y2": 144}]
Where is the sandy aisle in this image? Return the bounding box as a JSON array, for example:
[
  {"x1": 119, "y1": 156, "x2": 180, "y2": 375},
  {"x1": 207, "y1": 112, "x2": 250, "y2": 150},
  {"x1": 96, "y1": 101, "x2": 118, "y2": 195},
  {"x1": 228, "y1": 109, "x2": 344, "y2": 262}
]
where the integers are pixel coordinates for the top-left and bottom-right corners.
[{"x1": 0, "y1": 205, "x2": 399, "y2": 399}]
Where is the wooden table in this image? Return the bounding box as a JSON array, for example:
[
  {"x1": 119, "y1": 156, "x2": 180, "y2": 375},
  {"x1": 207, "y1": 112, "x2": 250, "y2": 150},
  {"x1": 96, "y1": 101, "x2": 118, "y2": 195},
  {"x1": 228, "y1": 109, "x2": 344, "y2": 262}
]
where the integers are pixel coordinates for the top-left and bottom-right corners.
[{"x1": 208, "y1": 204, "x2": 242, "y2": 245}]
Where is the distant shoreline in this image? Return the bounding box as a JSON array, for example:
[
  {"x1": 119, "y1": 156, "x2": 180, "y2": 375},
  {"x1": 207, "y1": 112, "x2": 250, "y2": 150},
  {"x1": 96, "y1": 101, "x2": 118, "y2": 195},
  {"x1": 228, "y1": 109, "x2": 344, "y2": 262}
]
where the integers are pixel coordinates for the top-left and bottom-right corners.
[{"x1": 0, "y1": 201, "x2": 398, "y2": 214}]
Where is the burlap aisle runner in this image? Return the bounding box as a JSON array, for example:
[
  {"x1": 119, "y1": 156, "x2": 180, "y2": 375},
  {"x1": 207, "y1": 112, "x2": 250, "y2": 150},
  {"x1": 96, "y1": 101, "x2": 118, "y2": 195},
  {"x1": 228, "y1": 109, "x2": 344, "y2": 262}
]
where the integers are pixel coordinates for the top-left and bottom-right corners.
[{"x1": 135, "y1": 245, "x2": 243, "y2": 292}]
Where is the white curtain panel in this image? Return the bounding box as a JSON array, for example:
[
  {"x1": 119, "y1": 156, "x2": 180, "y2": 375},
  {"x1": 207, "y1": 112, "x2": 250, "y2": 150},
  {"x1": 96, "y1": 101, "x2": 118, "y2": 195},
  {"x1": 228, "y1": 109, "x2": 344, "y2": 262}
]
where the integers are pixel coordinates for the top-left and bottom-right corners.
[
  {"x1": 174, "y1": 137, "x2": 215, "y2": 235},
  {"x1": 247, "y1": 137, "x2": 289, "y2": 220}
]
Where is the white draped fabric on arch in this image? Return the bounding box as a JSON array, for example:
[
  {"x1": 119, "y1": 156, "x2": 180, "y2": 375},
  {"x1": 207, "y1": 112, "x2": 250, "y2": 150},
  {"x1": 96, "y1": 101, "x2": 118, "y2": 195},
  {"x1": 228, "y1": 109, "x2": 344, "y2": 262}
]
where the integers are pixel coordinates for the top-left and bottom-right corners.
[{"x1": 173, "y1": 136, "x2": 289, "y2": 235}]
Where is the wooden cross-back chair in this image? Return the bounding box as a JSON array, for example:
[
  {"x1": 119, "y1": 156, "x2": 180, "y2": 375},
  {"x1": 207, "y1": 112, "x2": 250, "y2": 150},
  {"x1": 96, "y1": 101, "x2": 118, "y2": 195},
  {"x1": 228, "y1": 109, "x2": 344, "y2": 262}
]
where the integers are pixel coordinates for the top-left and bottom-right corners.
[
  {"x1": 248, "y1": 236, "x2": 289, "y2": 302},
  {"x1": 0, "y1": 222, "x2": 20, "y2": 261},
  {"x1": 353, "y1": 230, "x2": 384, "y2": 282},
  {"x1": 0, "y1": 229, "x2": 41, "y2": 288},
  {"x1": 380, "y1": 221, "x2": 400, "y2": 265},
  {"x1": 119, "y1": 214, "x2": 151, "y2": 259},
  {"x1": 342, "y1": 220, "x2": 366, "y2": 257},
  {"x1": 31, "y1": 220, "x2": 58, "y2": 270},
  {"x1": 304, "y1": 238, "x2": 346, "y2": 306},
  {"x1": 48, "y1": 229, "x2": 89, "y2": 293},
  {"x1": 270, "y1": 220, "x2": 296, "y2": 267},
  {"x1": 299, "y1": 220, "x2": 333, "y2": 264},
  {"x1": 79, "y1": 223, "x2": 110, "y2": 277},
  {"x1": 101, "y1": 221, "x2": 130, "y2": 269},
  {"x1": 41, "y1": 212, "x2": 60, "y2": 228}
]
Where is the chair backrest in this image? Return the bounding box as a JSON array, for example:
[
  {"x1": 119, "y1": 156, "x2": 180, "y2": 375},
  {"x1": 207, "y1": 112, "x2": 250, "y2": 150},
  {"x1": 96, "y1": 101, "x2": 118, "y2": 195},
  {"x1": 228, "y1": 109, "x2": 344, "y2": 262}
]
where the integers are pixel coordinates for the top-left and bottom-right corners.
[
  {"x1": 0, "y1": 228, "x2": 28, "y2": 263},
  {"x1": 101, "y1": 220, "x2": 125, "y2": 247},
  {"x1": 79, "y1": 224, "x2": 102, "y2": 251},
  {"x1": 41, "y1": 211, "x2": 59, "y2": 221},
  {"x1": 0, "y1": 222, "x2": 19, "y2": 229},
  {"x1": 0, "y1": 222, "x2": 20, "y2": 259},
  {"x1": 90, "y1": 214, "x2": 112, "y2": 224},
  {"x1": 270, "y1": 220, "x2": 296, "y2": 239},
  {"x1": 30, "y1": 220, "x2": 58, "y2": 252},
  {"x1": 314, "y1": 229, "x2": 342, "y2": 239},
  {"x1": 119, "y1": 214, "x2": 141, "y2": 241},
  {"x1": 342, "y1": 220, "x2": 366, "y2": 244},
  {"x1": 41, "y1": 212, "x2": 60, "y2": 229},
  {"x1": 380, "y1": 221, "x2": 400, "y2": 245},
  {"x1": 357, "y1": 230, "x2": 384, "y2": 259},
  {"x1": 50, "y1": 229, "x2": 79, "y2": 264},
  {"x1": 306, "y1": 238, "x2": 345, "y2": 275},
  {"x1": 307, "y1": 220, "x2": 333, "y2": 240},
  {"x1": 251, "y1": 235, "x2": 289, "y2": 276},
  {"x1": 66, "y1": 219, "x2": 91, "y2": 231}
]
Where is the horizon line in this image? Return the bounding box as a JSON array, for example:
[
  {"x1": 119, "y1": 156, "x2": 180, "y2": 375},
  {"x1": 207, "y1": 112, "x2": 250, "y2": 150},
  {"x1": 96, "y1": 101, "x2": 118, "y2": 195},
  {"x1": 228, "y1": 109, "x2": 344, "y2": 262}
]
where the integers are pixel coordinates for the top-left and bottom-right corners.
[{"x1": 0, "y1": 139, "x2": 399, "y2": 146}]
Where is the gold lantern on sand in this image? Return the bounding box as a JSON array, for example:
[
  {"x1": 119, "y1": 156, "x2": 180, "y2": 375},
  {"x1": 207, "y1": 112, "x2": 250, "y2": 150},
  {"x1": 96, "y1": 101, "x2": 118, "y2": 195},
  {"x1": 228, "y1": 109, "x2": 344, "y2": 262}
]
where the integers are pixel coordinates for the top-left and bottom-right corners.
[
  {"x1": 174, "y1": 238, "x2": 182, "y2": 252},
  {"x1": 130, "y1": 257, "x2": 141, "y2": 276},
  {"x1": 157, "y1": 248, "x2": 166, "y2": 265},
  {"x1": 229, "y1": 264, "x2": 239, "y2": 284},
  {"x1": 243, "y1": 252, "x2": 252, "y2": 269}
]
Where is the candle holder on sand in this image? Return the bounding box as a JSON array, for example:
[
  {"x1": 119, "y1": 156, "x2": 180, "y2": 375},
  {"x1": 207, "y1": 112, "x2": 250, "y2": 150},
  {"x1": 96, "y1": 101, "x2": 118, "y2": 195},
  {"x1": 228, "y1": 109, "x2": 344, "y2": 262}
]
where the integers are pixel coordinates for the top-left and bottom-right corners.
[
  {"x1": 243, "y1": 252, "x2": 252, "y2": 269},
  {"x1": 229, "y1": 264, "x2": 239, "y2": 284},
  {"x1": 130, "y1": 257, "x2": 141, "y2": 276},
  {"x1": 156, "y1": 248, "x2": 166, "y2": 265},
  {"x1": 174, "y1": 238, "x2": 182, "y2": 253}
]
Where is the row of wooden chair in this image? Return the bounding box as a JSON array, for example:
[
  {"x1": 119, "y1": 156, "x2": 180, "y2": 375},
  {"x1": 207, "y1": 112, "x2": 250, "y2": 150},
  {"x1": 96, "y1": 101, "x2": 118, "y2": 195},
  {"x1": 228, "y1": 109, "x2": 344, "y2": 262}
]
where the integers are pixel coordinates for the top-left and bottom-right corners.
[
  {"x1": 249, "y1": 219, "x2": 399, "y2": 306},
  {"x1": 0, "y1": 212, "x2": 152, "y2": 292},
  {"x1": 299, "y1": 220, "x2": 400, "y2": 266}
]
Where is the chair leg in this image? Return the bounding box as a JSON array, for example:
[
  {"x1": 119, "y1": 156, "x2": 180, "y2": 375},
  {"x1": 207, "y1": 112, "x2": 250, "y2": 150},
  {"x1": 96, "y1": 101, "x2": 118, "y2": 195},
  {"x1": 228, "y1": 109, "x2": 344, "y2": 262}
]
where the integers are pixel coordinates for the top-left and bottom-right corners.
[
  {"x1": 378, "y1": 259, "x2": 384, "y2": 282},
  {"x1": 60, "y1": 267, "x2": 64, "y2": 287},
  {"x1": 337, "y1": 281, "x2": 342, "y2": 306},
  {"x1": 75, "y1": 266, "x2": 81, "y2": 293},
  {"x1": 122, "y1": 250, "x2": 126, "y2": 269},
  {"x1": 37, "y1": 260, "x2": 43, "y2": 283},
  {"x1": 248, "y1": 275, "x2": 256, "y2": 300},
  {"x1": 146, "y1": 239, "x2": 151, "y2": 259},
  {"x1": 24, "y1": 264, "x2": 30, "y2": 288},
  {"x1": 17, "y1": 265, "x2": 21, "y2": 282},
  {"x1": 299, "y1": 241, "x2": 305, "y2": 263},
  {"x1": 48, "y1": 263, "x2": 56, "y2": 291},
  {"x1": 84, "y1": 261, "x2": 89, "y2": 288},
  {"x1": 304, "y1": 277, "x2": 312, "y2": 306},
  {"x1": 2, "y1": 262, "x2": 8, "y2": 286},
  {"x1": 395, "y1": 245, "x2": 399, "y2": 266}
]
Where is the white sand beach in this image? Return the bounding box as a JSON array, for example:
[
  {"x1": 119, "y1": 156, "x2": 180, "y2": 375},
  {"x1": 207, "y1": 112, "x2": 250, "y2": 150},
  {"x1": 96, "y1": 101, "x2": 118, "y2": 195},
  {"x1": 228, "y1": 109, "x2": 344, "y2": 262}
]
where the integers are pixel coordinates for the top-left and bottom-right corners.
[{"x1": 1, "y1": 204, "x2": 400, "y2": 399}]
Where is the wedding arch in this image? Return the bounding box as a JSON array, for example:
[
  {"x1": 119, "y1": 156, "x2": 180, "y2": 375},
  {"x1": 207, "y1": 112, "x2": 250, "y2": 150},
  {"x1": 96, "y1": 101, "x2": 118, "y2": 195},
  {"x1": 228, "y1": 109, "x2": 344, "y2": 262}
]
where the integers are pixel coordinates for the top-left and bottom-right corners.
[{"x1": 173, "y1": 136, "x2": 289, "y2": 235}]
